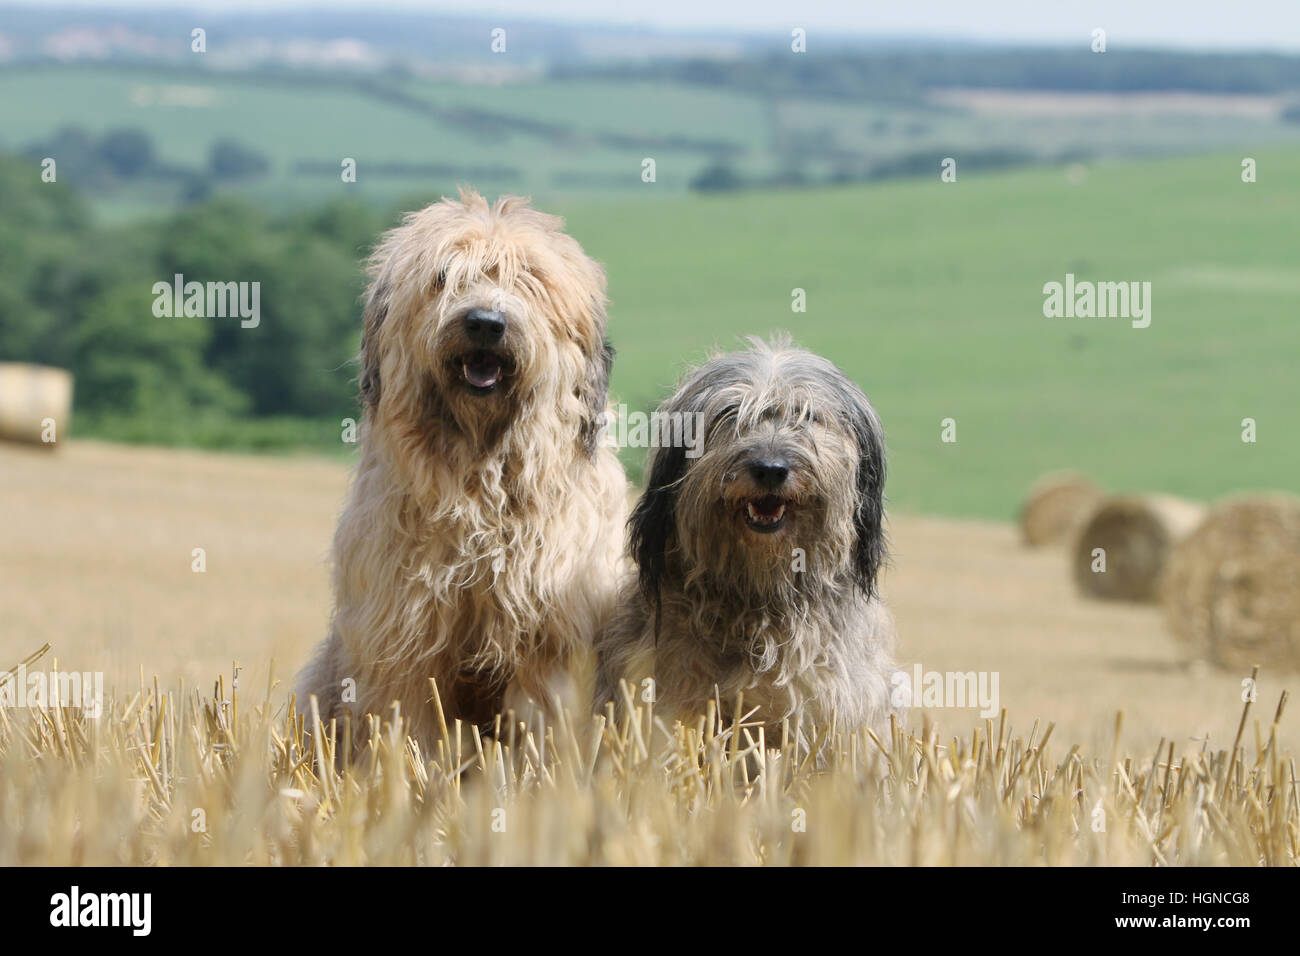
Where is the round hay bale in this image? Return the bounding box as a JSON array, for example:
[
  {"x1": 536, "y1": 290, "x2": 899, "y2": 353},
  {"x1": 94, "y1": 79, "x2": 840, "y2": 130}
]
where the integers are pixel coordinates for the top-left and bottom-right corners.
[
  {"x1": 1160, "y1": 494, "x2": 1300, "y2": 671},
  {"x1": 1071, "y1": 495, "x2": 1205, "y2": 602},
  {"x1": 1019, "y1": 472, "x2": 1103, "y2": 546},
  {"x1": 0, "y1": 363, "x2": 73, "y2": 447}
]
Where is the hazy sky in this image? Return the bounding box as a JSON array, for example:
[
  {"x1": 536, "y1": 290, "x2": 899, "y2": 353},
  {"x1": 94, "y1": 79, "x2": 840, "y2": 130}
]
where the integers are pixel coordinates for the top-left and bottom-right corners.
[{"x1": 10, "y1": 0, "x2": 1300, "y2": 51}]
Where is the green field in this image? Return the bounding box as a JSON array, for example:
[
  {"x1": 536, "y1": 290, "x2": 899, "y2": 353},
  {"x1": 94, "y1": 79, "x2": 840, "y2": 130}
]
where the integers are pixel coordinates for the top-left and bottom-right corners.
[
  {"x1": 561, "y1": 150, "x2": 1300, "y2": 518},
  {"x1": 4, "y1": 63, "x2": 1298, "y2": 220}
]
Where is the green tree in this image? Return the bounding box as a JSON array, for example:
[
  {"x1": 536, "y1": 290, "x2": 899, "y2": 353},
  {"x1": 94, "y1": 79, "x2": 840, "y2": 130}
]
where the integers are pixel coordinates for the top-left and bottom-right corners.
[
  {"x1": 690, "y1": 162, "x2": 744, "y2": 193},
  {"x1": 97, "y1": 128, "x2": 156, "y2": 178},
  {"x1": 69, "y1": 280, "x2": 249, "y2": 421},
  {"x1": 0, "y1": 155, "x2": 90, "y2": 362},
  {"x1": 208, "y1": 139, "x2": 271, "y2": 181}
]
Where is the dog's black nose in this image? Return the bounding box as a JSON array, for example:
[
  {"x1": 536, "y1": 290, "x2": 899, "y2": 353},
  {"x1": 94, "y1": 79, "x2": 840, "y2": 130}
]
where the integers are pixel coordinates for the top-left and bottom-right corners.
[
  {"x1": 748, "y1": 458, "x2": 790, "y2": 490},
  {"x1": 463, "y1": 309, "x2": 506, "y2": 343}
]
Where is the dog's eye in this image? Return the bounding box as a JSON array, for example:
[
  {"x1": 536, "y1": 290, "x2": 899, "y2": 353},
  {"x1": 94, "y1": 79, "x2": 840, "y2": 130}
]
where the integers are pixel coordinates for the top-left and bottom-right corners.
[
  {"x1": 435, "y1": 269, "x2": 447, "y2": 288},
  {"x1": 709, "y1": 404, "x2": 739, "y2": 436}
]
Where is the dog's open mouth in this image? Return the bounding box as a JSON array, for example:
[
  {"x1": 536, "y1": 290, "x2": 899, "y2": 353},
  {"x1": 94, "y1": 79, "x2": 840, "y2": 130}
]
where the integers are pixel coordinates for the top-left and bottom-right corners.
[
  {"x1": 743, "y1": 494, "x2": 789, "y2": 533},
  {"x1": 459, "y1": 349, "x2": 508, "y2": 394}
]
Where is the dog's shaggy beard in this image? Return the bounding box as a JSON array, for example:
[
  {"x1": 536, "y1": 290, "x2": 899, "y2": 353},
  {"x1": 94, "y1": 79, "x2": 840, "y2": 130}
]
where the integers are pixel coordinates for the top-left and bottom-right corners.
[
  {"x1": 383, "y1": 285, "x2": 545, "y2": 478},
  {"x1": 670, "y1": 425, "x2": 861, "y2": 684},
  {"x1": 366, "y1": 308, "x2": 597, "y2": 658}
]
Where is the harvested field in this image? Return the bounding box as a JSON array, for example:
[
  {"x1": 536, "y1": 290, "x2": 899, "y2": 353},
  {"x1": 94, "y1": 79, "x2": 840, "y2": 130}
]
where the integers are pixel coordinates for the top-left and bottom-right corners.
[{"x1": 2, "y1": 440, "x2": 1296, "y2": 865}]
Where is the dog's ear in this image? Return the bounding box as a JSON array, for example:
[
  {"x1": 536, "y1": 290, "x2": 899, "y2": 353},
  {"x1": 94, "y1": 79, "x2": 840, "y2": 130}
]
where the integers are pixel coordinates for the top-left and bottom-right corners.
[
  {"x1": 358, "y1": 279, "x2": 389, "y2": 408},
  {"x1": 630, "y1": 438, "x2": 688, "y2": 606},
  {"x1": 579, "y1": 338, "x2": 614, "y2": 456},
  {"x1": 851, "y1": 404, "x2": 888, "y2": 599}
]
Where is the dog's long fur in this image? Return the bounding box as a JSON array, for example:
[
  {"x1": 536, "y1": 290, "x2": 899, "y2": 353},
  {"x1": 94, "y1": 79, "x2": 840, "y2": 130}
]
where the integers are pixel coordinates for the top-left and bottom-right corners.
[
  {"x1": 595, "y1": 338, "x2": 898, "y2": 743},
  {"x1": 297, "y1": 190, "x2": 627, "y2": 750}
]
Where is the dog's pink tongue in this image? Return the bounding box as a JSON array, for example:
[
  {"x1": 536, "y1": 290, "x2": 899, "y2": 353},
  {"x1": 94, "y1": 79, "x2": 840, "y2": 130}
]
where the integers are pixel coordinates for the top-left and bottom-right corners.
[{"x1": 464, "y1": 353, "x2": 503, "y2": 388}]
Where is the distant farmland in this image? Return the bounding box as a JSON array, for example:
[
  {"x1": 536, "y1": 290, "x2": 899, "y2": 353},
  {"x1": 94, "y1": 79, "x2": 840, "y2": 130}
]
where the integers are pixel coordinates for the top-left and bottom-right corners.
[
  {"x1": 3, "y1": 62, "x2": 1299, "y2": 218},
  {"x1": 0, "y1": 64, "x2": 767, "y2": 211}
]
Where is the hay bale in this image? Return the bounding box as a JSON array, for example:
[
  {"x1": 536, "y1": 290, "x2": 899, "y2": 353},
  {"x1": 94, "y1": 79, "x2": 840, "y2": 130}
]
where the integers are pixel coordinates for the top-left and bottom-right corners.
[
  {"x1": 0, "y1": 363, "x2": 73, "y2": 447},
  {"x1": 1019, "y1": 472, "x2": 1103, "y2": 546},
  {"x1": 1160, "y1": 494, "x2": 1300, "y2": 671},
  {"x1": 1071, "y1": 495, "x2": 1205, "y2": 602}
]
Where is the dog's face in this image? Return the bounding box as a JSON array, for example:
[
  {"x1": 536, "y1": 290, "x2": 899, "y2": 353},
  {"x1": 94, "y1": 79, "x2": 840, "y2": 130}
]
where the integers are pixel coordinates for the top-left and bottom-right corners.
[
  {"x1": 632, "y1": 341, "x2": 887, "y2": 601},
  {"x1": 359, "y1": 190, "x2": 611, "y2": 454}
]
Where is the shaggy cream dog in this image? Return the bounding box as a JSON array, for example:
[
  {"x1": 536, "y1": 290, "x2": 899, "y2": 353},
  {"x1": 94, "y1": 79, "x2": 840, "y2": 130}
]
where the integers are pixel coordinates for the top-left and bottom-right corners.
[
  {"x1": 595, "y1": 339, "x2": 899, "y2": 746},
  {"x1": 298, "y1": 190, "x2": 626, "y2": 750}
]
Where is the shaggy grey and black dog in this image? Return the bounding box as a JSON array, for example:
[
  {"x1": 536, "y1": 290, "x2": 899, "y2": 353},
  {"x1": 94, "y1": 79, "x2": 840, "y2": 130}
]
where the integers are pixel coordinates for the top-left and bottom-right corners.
[{"x1": 595, "y1": 337, "x2": 899, "y2": 743}]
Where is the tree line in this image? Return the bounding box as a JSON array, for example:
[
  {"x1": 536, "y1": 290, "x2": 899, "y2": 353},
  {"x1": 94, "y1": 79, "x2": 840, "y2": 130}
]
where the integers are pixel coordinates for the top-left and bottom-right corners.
[
  {"x1": 561, "y1": 48, "x2": 1300, "y2": 101},
  {"x1": 0, "y1": 154, "x2": 391, "y2": 449}
]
